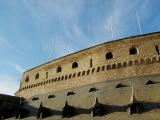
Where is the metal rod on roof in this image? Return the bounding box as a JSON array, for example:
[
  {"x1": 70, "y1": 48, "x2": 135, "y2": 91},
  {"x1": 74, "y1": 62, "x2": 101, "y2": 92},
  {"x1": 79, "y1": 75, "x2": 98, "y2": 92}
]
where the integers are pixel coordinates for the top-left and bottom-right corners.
[
  {"x1": 88, "y1": 21, "x2": 90, "y2": 47},
  {"x1": 68, "y1": 38, "x2": 71, "y2": 53},
  {"x1": 109, "y1": 16, "x2": 114, "y2": 39},
  {"x1": 135, "y1": 8, "x2": 142, "y2": 35},
  {"x1": 87, "y1": 3, "x2": 91, "y2": 47},
  {"x1": 52, "y1": 38, "x2": 55, "y2": 58}
]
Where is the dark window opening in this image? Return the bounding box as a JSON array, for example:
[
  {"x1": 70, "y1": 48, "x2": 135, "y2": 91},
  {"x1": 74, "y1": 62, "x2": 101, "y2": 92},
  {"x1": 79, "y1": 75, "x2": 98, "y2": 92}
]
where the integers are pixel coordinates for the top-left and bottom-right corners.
[
  {"x1": 48, "y1": 95, "x2": 55, "y2": 99},
  {"x1": 129, "y1": 103, "x2": 142, "y2": 115},
  {"x1": 87, "y1": 70, "x2": 90, "y2": 75},
  {"x1": 134, "y1": 60, "x2": 139, "y2": 65},
  {"x1": 61, "y1": 76, "x2": 64, "y2": 80},
  {"x1": 89, "y1": 87, "x2": 98, "y2": 92},
  {"x1": 90, "y1": 59, "x2": 93, "y2": 67},
  {"x1": 25, "y1": 76, "x2": 29, "y2": 83},
  {"x1": 128, "y1": 61, "x2": 133, "y2": 66},
  {"x1": 35, "y1": 73, "x2": 39, "y2": 80},
  {"x1": 130, "y1": 47, "x2": 138, "y2": 55},
  {"x1": 65, "y1": 75, "x2": 68, "y2": 80},
  {"x1": 32, "y1": 97, "x2": 39, "y2": 101},
  {"x1": 57, "y1": 66, "x2": 61, "y2": 73},
  {"x1": 54, "y1": 78, "x2": 57, "y2": 82},
  {"x1": 155, "y1": 45, "x2": 160, "y2": 55},
  {"x1": 77, "y1": 72, "x2": 81, "y2": 77},
  {"x1": 152, "y1": 57, "x2": 158, "y2": 63},
  {"x1": 92, "y1": 68, "x2": 95, "y2": 73},
  {"x1": 72, "y1": 73, "x2": 76, "y2": 78},
  {"x1": 97, "y1": 67, "x2": 100, "y2": 72},
  {"x1": 58, "y1": 77, "x2": 61, "y2": 81},
  {"x1": 67, "y1": 91, "x2": 75, "y2": 96},
  {"x1": 107, "y1": 65, "x2": 111, "y2": 70},
  {"x1": 68, "y1": 74, "x2": 72, "y2": 79},
  {"x1": 102, "y1": 66, "x2": 105, "y2": 71},
  {"x1": 123, "y1": 62, "x2": 127, "y2": 67},
  {"x1": 117, "y1": 63, "x2": 122, "y2": 68},
  {"x1": 112, "y1": 64, "x2": 116, "y2": 69},
  {"x1": 106, "y1": 52, "x2": 113, "y2": 59},
  {"x1": 116, "y1": 83, "x2": 128, "y2": 88},
  {"x1": 145, "y1": 80, "x2": 157, "y2": 85},
  {"x1": 140, "y1": 59, "x2": 145, "y2": 64},
  {"x1": 82, "y1": 71, "x2": 85, "y2": 76},
  {"x1": 72, "y1": 62, "x2": 78, "y2": 69},
  {"x1": 49, "y1": 79, "x2": 51, "y2": 83}
]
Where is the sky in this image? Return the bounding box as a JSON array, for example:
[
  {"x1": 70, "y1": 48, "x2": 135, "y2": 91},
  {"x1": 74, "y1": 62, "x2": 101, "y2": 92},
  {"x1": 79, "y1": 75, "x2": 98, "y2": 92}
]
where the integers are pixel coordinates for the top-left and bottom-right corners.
[{"x1": 0, "y1": 0, "x2": 159, "y2": 95}]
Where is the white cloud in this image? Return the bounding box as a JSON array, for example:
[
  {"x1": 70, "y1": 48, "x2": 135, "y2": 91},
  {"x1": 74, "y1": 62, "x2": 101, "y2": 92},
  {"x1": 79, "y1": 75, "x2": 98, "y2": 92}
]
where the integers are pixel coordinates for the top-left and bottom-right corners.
[
  {"x1": 102, "y1": 0, "x2": 151, "y2": 39},
  {"x1": 21, "y1": 0, "x2": 153, "y2": 59},
  {"x1": 0, "y1": 61, "x2": 25, "y2": 74},
  {"x1": 21, "y1": 0, "x2": 86, "y2": 57},
  {"x1": 13, "y1": 64, "x2": 25, "y2": 73},
  {"x1": 0, "y1": 34, "x2": 15, "y2": 50},
  {"x1": 0, "y1": 74, "x2": 19, "y2": 95},
  {"x1": 0, "y1": 33, "x2": 23, "y2": 55}
]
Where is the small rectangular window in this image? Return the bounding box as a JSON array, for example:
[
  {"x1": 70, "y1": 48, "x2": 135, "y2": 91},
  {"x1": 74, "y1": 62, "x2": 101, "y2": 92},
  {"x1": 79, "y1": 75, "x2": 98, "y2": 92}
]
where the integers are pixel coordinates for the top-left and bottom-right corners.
[
  {"x1": 48, "y1": 95, "x2": 55, "y2": 99},
  {"x1": 77, "y1": 72, "x2": 81, "y2": 77},
  {"x1": 72, "y1": 73, "x2": 76, "y2": 78},
  {"x1": 102, "y1": 66, "x2": 105, "y2": 71},
  {"x1": 155, "y1": 45, "x2": 160, "y2": 55},
  {"x1": 46, "y1": 72, "x2": 48, "y2": 79},
  {"x1": 92, "y1": 68, "x2": 95, "y2": 73},
  {"x1": 82, "y1": 71, "x2": 85, "y2": 76},
  {"x1": 90, "y1": 59, "x2": 92, "y2": 67},
  {"x1": 35, "y1": 73, "x2": 39, "y2": 80},
  {"x1": 32, "y1": 97, "x2": 39, "y2": 101},
  {"x1": 67, "y1": 91, "x2": 75, "y2": 96},
  {"x1": 89, "y1": 87, "x2": 97, "y2": 92}
]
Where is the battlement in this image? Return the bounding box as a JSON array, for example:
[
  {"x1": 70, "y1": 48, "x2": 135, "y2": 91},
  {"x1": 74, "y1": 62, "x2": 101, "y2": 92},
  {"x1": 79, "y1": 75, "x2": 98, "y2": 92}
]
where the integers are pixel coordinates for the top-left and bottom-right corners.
[{"x1": 16, "y1": 32, "x2": 160, "y2": 98}]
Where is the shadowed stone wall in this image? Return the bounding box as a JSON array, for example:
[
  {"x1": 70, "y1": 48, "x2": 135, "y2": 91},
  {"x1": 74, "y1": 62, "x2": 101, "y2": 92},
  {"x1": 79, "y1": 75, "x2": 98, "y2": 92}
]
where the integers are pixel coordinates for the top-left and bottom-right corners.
[{"x1": 5, "y1": 73, "x2": 160, "y2": 120}]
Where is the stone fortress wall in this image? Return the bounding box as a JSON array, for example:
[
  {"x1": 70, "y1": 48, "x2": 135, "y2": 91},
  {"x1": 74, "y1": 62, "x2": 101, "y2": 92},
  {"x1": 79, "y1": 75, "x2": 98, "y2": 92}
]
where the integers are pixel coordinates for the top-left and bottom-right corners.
[{"x1": 16, "y1": 32, "x2": 160, "y2": 99}]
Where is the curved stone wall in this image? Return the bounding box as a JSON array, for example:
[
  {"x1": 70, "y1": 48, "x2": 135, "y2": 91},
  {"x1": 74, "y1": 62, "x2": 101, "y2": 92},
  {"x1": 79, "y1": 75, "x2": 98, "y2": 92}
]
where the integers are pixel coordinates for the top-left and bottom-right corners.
[{"x1": 16, "y1": 32, "x2": 160, "y2": 98}]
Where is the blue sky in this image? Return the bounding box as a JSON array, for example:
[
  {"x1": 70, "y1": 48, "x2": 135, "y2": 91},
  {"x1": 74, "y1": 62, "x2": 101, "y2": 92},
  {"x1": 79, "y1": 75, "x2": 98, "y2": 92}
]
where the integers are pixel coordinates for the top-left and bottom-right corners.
[{"x1": 0, "y1": 0, "x2": 159, "y2": 95}]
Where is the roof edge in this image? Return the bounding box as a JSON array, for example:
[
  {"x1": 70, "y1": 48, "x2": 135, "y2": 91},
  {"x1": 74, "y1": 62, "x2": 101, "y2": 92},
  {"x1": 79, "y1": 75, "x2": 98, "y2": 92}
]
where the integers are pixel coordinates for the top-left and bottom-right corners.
[{"x1": 24, "y1": 31, "x2": 160, "y2": 73}]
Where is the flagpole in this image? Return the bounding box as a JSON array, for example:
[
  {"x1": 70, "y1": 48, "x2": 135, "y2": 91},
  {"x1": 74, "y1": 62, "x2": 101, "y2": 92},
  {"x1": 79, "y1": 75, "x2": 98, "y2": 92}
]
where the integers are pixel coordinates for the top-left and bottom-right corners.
[{"x1": 135, "y1": 8, "x2": 142, "y2": 35}]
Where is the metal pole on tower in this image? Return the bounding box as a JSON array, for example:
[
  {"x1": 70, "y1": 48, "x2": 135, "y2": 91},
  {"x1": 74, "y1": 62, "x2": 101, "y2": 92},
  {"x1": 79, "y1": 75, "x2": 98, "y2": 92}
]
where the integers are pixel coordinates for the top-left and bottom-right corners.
[
  {"x1": 109, "y1": 16, "x2": 114, "y2": 39},
  {"x1": 88, "y1": 19, "x2": 91, "y2": 47},
  {"x1": 68, "y1": 38, "x2": 71, "y2": 53},
  {"x1": 52, "y1": 38, "x2": 55, "y2": 58},
  {"x1": 135, "y1": 8, "x2": 142, "y2": 35}
]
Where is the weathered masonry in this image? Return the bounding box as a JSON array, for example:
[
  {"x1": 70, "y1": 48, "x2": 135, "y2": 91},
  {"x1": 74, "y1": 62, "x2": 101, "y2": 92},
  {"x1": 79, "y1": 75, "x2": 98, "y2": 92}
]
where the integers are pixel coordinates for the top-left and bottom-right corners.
[
  {"x1": 1, "y1": 32, "x2": 160, "y2": 120},
  {"x1": 16, "y1": 32, "x2": 160, "y2": 99}
]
